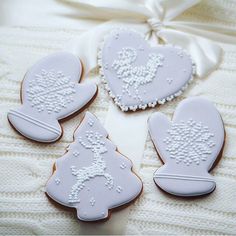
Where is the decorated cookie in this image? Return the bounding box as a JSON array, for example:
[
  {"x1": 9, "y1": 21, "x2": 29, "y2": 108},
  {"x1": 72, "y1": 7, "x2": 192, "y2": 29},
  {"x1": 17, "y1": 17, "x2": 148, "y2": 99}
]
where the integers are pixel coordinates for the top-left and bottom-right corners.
[
  {"x1": 46, "y1": 112, "x2": 142, "y2": 221},
  {"x1": 8, "y1": 52, "x2": 97, "y2": 142},
  {"x1": 148, "y1": 97, "x2": 224, "y2": 197},
  {"x1": 98, "y1": 29, "x2": 195, "y2": 111}
]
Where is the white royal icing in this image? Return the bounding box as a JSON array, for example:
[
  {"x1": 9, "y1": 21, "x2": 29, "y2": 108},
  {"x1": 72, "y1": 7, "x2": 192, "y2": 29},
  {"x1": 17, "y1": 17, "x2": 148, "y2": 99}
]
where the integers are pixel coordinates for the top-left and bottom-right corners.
[
  {"x1": 98, "y1": 29, "x2": 195, "y2": 111},
  {"x1": 163, "y1": 119, "x2": 215, "y2": 166},
  {"x1": 148, "y1": 97, "x2": 225, "y2": 197},
  {"x1": 27, "y1": 69, "x2": 76, "y2": 114},
  {"x1": 46, "y1": 112, "x2": 142, "y2": 221},
  {"x1": 8, "y1": 52, "x2": 97, "y2": 142}
]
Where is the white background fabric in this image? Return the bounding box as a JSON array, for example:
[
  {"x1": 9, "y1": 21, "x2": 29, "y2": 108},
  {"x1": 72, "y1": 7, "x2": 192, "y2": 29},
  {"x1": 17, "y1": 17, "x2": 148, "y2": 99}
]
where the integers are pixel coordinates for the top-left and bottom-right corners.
[{"x1": 0, "y1": 0, "x2": 236, "y2": 235}]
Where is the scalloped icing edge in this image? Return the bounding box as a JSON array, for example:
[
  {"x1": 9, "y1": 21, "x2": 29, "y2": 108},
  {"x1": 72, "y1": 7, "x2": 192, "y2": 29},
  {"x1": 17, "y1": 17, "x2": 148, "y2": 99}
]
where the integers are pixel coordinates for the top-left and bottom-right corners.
[{"x1": 98, "y1": 28, "x2": 196, "y2": 112}]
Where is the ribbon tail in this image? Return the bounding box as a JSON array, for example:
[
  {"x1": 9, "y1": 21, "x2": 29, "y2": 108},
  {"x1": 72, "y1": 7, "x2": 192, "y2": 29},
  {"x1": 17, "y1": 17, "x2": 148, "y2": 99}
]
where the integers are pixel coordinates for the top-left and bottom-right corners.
[
  {"x1": 58, "y1": 0, "x2": 151, "y2": 20},
  {"x1": 157, "y1": 28, "x2": 222, "y2": 78},
  {"x1": 64, "y1": 20, "x2": 149, "y2": 76},
  {"x1": 158, "y1": 0, "x2": 201, "y2": 21}
]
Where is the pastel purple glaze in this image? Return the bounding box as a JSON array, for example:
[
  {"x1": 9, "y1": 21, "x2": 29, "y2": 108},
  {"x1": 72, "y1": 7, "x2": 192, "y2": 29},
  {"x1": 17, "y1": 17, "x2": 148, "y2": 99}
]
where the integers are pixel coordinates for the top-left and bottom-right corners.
[
  {"x1": 99, "y1": 29, "x2": 195, "y2": 111},
  {"x1": 148, "y1": 97, "x2": 224, "y2": 197},
  {"x1": 46, "y1": 112, "x2": 142, "y2": 221},
  {"x1": 8, "y1": 52, "x2": 97, "y2": 142}
]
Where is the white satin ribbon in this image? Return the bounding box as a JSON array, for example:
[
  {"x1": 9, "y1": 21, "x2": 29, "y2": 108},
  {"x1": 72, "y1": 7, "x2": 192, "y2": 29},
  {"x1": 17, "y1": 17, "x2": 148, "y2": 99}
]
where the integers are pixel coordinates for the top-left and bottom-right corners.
[{"x1": 62, "y1": 0, "x2": 236, "y2": 78}]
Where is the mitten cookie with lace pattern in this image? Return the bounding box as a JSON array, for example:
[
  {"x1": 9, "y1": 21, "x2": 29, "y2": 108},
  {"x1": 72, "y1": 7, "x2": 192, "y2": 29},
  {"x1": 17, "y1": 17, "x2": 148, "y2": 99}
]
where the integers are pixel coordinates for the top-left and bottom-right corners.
[
  {"x1": 148, "y1": 97, "x2": 225, "y2": 197},
  {"x1": 8, "y1": 52, "x2": 97, "y2": 142}
]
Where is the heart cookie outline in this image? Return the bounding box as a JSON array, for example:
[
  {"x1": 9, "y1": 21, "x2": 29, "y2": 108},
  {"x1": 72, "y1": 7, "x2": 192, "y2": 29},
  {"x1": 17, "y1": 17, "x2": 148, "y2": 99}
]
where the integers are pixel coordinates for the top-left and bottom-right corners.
[{"x1": 98, "y1": 29, "x2": 196, "y2": 112}]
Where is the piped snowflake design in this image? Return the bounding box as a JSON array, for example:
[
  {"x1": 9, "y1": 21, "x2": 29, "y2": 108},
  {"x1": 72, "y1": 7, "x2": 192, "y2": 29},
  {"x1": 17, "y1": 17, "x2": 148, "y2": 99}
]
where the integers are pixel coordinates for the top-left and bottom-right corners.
[
  {"x1": 27, "y1": 69, "x2": 76, "y2": 113},
  {"x1": 112, "y1": 47, "x2": 164, "y2": 101},
  {"x1": 68, "y1": 130, "x2": 114, "y2": 203},
  {"x1": 163, "y1": 119, "x2": 215, "y2": 166}
]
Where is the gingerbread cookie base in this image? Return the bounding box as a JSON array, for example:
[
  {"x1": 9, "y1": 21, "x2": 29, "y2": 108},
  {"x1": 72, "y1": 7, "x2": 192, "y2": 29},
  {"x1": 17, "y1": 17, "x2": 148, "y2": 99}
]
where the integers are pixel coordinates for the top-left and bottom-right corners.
[
  {"x1": 148, "y1": 97, "x2": 225, "y2": 197},
  {"x1": 46, "y1": 112, "x2": 143, "y2": 221},
  {"x1": 98, "y1": 29, "x2": 195, "y2": 112},
  {"x1": 8, "y1": 52, "x2": 97, "y2": 143}
]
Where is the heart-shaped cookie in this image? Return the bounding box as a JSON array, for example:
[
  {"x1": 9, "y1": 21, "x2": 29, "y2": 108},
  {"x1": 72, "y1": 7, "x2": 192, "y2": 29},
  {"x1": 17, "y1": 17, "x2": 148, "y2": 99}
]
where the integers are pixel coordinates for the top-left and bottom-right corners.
[{"x1": 98, "y1": 30, "x2": 195, "y2": 111}]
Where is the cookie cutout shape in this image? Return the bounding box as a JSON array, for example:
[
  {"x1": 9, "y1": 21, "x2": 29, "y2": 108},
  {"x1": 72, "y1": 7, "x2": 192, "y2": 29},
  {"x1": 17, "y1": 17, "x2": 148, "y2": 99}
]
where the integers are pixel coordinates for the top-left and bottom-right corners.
[
  {"x1": 8, "y1": 52, "x2": 97, "y2": 142},
  {"x1": 148, "y1": 97, "x2": 224, "y2": 197},
  {"x1": 98, "y1": 29, "x2": 195, "y2": 111},
  {"x1": 46, "y1": 112, "x2": 142, "y2": 221}
]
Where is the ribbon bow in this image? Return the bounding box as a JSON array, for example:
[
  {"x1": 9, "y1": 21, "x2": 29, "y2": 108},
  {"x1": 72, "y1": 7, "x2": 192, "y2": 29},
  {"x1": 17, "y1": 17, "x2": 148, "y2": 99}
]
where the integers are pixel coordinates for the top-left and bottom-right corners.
[{"x1": 62, "y1": 0, "x2": 236, "y2": 78}]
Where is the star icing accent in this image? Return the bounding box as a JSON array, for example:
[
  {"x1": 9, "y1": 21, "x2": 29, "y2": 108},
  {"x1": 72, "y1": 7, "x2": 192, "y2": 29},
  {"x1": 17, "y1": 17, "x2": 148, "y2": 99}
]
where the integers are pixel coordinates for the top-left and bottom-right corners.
[
  {"x1": 73, "y1": 151, "x2": 80, "y2": 157},
  {"x1": 90, "y1": 197, "x2": 96, "y2": 206},
  {"x1": 166, "y1": 77, "x2": 173, "y2": 84},
  {"x1": 116, "y1": 186, "x2": 123, "y2": 193},
  {"x1": 55, "y1": 178, "x2": 60, "y2": 185},
  {"x1": 120, "y1": 162, "x2": 127, "y2": 169},
  {"x1": 88, "y1": 119, "x2": 94, "y2": 127}
]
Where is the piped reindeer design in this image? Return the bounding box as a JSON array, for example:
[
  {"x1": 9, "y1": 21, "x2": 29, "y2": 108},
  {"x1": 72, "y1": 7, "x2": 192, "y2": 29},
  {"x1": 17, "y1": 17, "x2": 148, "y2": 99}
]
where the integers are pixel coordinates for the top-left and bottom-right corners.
[
  {"x1": 46, "y1": 111, "x2": 143, "y2": 221},
  {"x1": 68, "y1": 131, "x2": 114, "y2": 203}
]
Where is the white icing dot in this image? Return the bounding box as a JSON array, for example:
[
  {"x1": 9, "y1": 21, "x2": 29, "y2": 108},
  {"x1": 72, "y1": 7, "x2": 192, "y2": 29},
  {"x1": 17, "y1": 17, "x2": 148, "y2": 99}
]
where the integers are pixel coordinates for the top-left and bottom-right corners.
[
  {"x1": 114, "y1": 33, "x2": 119, "y2": 39},
  {"x1": 73, "y1": 151, "x2": 80, "y2": 157},
  {"x1": 55, "y1": 178, "x2": 60, "y2": 185},
  {"x1": 120, "y1": 162, "x2": 127, "y2": 169},
  {"x1": 138, "y1": 45, "x2": 144, "y2": 51},
  {"x1": 104, "y1": 63, "x2": 109, "y2": 70},
  {"x1": 116, "y1": 186, "x2": 123, "y2": 193},
  {"x1": 166, "y1": 77, "x2": 173, "y2": 84},
  {"x1": 90, "y1": 197, "x2": 96, "y2": 206},
  {"x1": 88, "y1": 119, "x2": 94, "y2": 127},
  {"x1": 177, "y1": 50, "x2": 184, "y2": 58}
]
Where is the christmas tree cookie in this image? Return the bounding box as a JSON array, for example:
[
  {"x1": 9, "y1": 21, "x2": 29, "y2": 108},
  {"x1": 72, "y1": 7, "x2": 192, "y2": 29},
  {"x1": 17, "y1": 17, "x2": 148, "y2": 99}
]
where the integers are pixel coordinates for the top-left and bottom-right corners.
[{"x1": 46, "y1": 112, "x2": 142, "y2": 221}]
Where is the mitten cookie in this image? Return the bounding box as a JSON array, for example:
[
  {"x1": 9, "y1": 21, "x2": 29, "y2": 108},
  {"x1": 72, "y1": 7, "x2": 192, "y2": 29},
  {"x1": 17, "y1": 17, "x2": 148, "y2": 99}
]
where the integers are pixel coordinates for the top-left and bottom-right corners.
[
  {"x1": 148, "y1": 97, "x2": 224, "y2": 197},
  {"x1": 98, "y1": 29, "x2": 195, "y2": 111},
  {"x1": 46, "y1": 112, "x2": 142, "y2": 222},
  {"x1": 8, "y1": 52, "x2": 97, "y2": 142}
]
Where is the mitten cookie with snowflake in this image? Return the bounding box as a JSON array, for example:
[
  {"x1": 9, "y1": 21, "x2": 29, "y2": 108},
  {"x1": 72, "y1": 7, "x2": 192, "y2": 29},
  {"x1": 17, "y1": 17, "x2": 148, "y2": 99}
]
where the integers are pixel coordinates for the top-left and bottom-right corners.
[
  {"x1": 148, "y1": 97, "x2": 224, "y2": 197},
  {"x1": 46, "y1": 112, "x2": 142, "y2": 221},
  {"x1": 8, "y1": 52, "x2": 97, "y2": 142}
]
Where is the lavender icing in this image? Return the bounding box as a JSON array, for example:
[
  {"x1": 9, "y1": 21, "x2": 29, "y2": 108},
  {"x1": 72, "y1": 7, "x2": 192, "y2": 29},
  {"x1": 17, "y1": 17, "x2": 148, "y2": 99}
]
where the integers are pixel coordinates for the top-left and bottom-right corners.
[{"x1": 46, "y1": 112, "x2": 142, "y2": 221}]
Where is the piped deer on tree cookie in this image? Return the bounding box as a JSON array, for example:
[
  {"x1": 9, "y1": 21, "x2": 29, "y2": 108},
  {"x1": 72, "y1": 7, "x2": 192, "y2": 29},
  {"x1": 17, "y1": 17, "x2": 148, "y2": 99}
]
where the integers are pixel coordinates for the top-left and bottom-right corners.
[
  {"x1": 8, "y1": 52, "x2": 97, "y2": 142},
  {"x1": 148, "y1": 97, "x2": 225, "y2": 197},
  {"x1": 46, "y1": 112, "x2": 142, "y2": 222}
]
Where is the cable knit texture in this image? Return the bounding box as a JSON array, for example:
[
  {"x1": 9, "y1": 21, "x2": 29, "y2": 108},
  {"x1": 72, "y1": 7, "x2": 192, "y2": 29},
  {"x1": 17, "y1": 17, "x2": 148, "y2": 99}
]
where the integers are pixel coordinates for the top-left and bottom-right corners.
[{"x1": 0, "y1": 0, "x2": 236, "y2": 234}]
